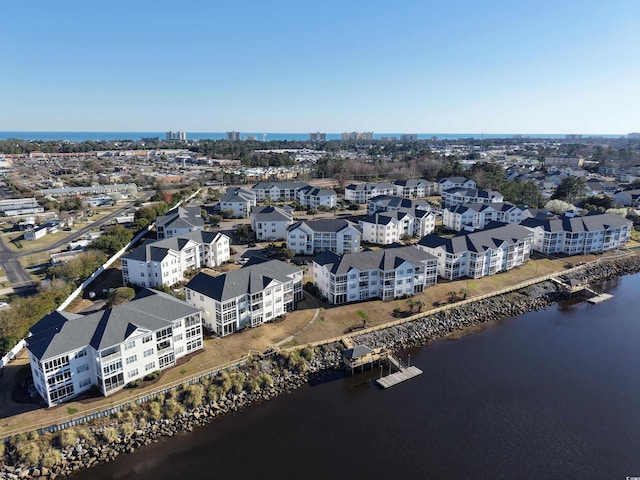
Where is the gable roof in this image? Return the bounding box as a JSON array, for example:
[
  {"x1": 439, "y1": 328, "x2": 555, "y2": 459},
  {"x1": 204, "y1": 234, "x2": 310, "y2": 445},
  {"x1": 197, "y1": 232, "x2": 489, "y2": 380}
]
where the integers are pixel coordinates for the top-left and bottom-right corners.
[
  {"x1": 155, "y1": 206, "x2": 204, "y2": 230},
  {"x1": 122, "y1": 231, "x2": 228, "y2": 263},
  {"x1": 418, "y1": 223, "x2": 533, "y2": 255},
  {"x1": 313, "y1": 246, "x2": 437, "y2": 275},
  {"x1": 185, "y1": 260, "x2": 302, "y2": 302},
  {"x1": 250, "y1": 205, "x2": 293, "y2": 222},
  {"x1": 287, "y1": 218, "x2": 360, "y2": 234},
  {"x1": 27, "y1": 289, "x2": 200, "y2": 361},
  {"x1": 520, "y1": 212, "x2": 631, "y2": 233}
]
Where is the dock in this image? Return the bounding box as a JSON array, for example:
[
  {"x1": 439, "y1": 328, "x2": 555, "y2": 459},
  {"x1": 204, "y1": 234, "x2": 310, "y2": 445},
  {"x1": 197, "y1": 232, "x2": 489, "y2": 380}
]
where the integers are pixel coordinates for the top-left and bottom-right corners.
[
  {"x1": 586, "y1": 292, "x2": 613, "y2": 304},
  {"x1": 376, "y1": 365, "x2": 423, "y2": 389}
]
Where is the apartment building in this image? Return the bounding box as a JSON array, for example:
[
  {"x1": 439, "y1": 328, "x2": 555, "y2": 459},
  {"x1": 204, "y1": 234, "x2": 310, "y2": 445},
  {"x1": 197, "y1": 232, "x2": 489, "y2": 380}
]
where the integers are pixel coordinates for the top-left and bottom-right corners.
[
  {"x1": 393, "y1": 179, "x2": 437, "y2": 198},
  {"x1": 156, "y1": 206, "x2": 204, "y2": 240},
  {"x1": 184, "y1": 260, "x2": 303, "y2": 336},
  {"x1": 121, "y1": 231, "x2": 230, "y2": 287},
  {"x1": 436, "y1": 177, "x2": 476, "y2": 194},
  {"x1": 344, "y1": 183, "x2": 398, "y2": 203},
  {"x1": 367, "y1": 195, "x2": 431, "y2": 215},
  {"x1": 219, "y1": 187, "x2": 257, "y2": 218},
  {"x1": 443, "y1": 203, "x2": 532, "y2": 232},
  {"x1": 251, "y1": 182, "x2": 309, "y2": 202},
  {"x1": 296, "y1": 185, "x2": 337, "y2": 209},
  {"x1": 520, "y1": 212, "x2": 632, "y2": 255},
  {"x1": 359, "y1": 209, "x2": 435, "y2": 245},
  {"x1": 27, "y1": 289, "x2": 203, "y2": 406},
  {"x1": 312, "y1": 246, "x2": 438, "y2": 304},
  {"x1": 416, "y1": 223, "x2": 533, "y2": 280},
  {"x1": 287, "y1": 219, "x2": 361, "y2": 255},
  {"x1": 250, "y1": 205, "x2": 294, "y2": 241},
  {"x1": 441, "y1": 187, "x2": 504, "y2": 209}
]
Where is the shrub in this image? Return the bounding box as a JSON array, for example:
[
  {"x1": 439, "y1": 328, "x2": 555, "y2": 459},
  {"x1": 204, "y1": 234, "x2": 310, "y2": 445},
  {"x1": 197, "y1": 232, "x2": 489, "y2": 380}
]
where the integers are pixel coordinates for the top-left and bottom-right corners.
[
  {"x1": 257, "y1": 373, "x2": 274, "y2": 388},
  {"x1": 119, "y1": 422, "x2": 135, "y2": 439},
  {"x1": 217, "y1": 372, "x2": 232, "y2": 393},
  {"x1": 163, "y1": 398, "x2": 184, "y2": 419},
  {"x1": 57, "y1": 429, "x2": 78, "y2": 448},
  {"x1": 146, "y1": 401, "x2": 162, "y2": 421},
  {"x1": 14, "y1": 441, "x2": 41, "y2": 466},
  {"x1": 184, "y1": 384, "x2": 205, "y2": 409},
  {"x1": 300, "y1": 346, "x2": 315, "y2": 362},
  {"x1": 41, "y1": 449, "x2": 62, "y2": 468},
  {"x1": 101, "y1": 427, "x2": 119, "y2": 444},
  {"x1": 206, "y1": 384, "x2": 220, "y2": 403}
]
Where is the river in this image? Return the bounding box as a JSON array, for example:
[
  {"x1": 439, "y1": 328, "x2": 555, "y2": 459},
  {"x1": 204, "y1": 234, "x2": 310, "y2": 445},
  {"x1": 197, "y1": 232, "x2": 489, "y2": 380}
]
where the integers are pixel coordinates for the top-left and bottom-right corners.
[{"x1": 69, "y1": 274, "x2": 640, "y2": 480}]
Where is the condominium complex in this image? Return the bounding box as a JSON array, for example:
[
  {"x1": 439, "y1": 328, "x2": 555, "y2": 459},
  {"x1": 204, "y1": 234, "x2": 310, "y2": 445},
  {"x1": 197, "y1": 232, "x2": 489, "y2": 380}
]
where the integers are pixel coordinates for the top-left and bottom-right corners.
[
  {"x1": 417, "y1": 223, "x2": 533, "y2": 280},
  {"x1": 155, "y1": 207, "x2": 204, "y2": 239},
  {"x1": 27, "y1": 290, "x2": 203, "y2": 406},
  {"x1": 184, "y1": 260, "x2": 304, "y2": 336},
  {"x1": 287, "y1": 219, "x2": 361, "y2": 255},
  {"x1": 121, "y1": 231, "x2": 230, "y2": 288},
  {"x1": 312, "y1": 246, "x2": 438, "y2": 304},
  {"x1": 520, "y1": 212, "x2": 632, "y2": 255}
]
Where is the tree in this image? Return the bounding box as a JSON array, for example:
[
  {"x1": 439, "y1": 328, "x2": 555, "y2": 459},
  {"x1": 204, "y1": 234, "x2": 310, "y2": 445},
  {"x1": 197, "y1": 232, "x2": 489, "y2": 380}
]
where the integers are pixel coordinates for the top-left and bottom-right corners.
[
  {"x1": 448, "y1": 290, "x2": 458, "y2": 303},
  {"x1": 89, "y1": 225, "x2": 133, "y2": 255},
  {"x1": 551, "y1": 176, "x2": 586, "y2": 203},
  {"x1": 407, "y1": 298, "x2": 415, "y2": 312},
  {"x1": 415, "y1": 299, "x2": 425, "y2": 312},
  {"x1": 545, "y1": 199, "x2": 576, "y2": 215},
  {"x1": 400, "y1": 233, "x2": 412, "y2": 244},
  {"x1": 107, "y1": 287, "x2": 136, "y2": 307},
  {"x1": 278, "y1": 248, "x2": 295, "y2": 260}
]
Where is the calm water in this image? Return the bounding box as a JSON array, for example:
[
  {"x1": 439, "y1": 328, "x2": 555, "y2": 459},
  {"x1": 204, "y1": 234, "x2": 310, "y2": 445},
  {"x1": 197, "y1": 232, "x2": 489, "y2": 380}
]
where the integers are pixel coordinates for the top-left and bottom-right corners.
[
  {"x1": 70, "y1": 274, "x2": 640, "y2": 480},
  {"x1": 0, "y1": 131, "x2": 620, "y2": 142}
]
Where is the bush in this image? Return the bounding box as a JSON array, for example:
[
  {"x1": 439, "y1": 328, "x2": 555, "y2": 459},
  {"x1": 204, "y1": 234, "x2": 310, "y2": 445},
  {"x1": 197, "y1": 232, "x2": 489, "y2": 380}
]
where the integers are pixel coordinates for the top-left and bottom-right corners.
[
  {"x1": 184, "y1": 384, "x2": 204, "y2": 409},
  {"x1": 163, "y1": 398, "x2": 184, "y2": 419},
  {"x1": 14, "y1": 441, "x2": 41, "y2": 466},
  {"x1": 146, "y1": 401, "x2": 162, "y2": 421},
  {"x1": 41, "y1": 449, "x2": 62, "y2": 468},
  {"x1": 119, "y1": 422, "x2": 135, "y2": 439},
  {"x1": 101, "y1": 427, "x2": 119, "y2": 444},
  {"x1": 56, "y1": 429, "x2": 78, "y2": 448},
  {"x1": 300, "y1": 346, "x2": 315, "y2": 362}
]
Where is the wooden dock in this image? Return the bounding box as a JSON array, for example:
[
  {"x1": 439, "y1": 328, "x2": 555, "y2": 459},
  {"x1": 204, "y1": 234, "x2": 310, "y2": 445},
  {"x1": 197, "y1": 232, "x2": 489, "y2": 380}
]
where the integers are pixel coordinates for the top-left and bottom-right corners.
[
  {"x1": 586, "y1": 293, "x2": 613, "y2": 304},
  {"x1": 376, "y1": 366, "x2": 423, "y2": 389}
]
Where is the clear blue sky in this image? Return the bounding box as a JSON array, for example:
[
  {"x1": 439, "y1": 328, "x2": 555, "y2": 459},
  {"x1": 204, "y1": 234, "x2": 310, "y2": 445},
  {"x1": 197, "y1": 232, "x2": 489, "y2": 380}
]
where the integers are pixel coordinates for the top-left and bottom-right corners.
[{"x1": 1, "y1": 0, "x2": 638, "y2": 134}]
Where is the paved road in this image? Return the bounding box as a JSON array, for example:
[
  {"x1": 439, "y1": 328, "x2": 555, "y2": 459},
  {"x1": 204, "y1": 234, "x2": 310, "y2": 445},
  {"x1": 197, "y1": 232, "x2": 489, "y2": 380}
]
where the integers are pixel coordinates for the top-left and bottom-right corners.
[{"x1": 0, "y1": 193, "x2": 153, "y2": 296}]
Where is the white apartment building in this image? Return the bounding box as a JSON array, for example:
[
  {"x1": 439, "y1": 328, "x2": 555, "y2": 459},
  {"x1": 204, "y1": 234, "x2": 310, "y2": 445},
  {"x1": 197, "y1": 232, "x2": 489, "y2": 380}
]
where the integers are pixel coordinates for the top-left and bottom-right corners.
[
  {"x1": 251, "y1": 182, "x2": 309, "y2": 202},
  {"x1": 27, "y1": 289, "x2": 203, "y2": 406},
  {"x1": 121, "y1": 231, "x2": 230, "y2": 287},
  {"x1": 219, "y1": 187, "x2": 257, "y2": 218},
  {"x1": 184, "y1": 260, "x2": 303, "y2": 336},
  {"x1": 367, "y1": 195, "x2": 431, "y2": 215},
  {"x1": 359, "y1": 209, "x2": 435, "y2": 245},
  {"x1": 416, "y1": 223, "x2": 533, "y2": 280},
  {"x1": 344, "y1": 183, "x2": 398, "y2": 203},
  {"x1": 443, "y1": 203, "x2": 532, "y2": 232},
  {"x1": 441, "y1": 187, "x2": 504, "y2": 209},
  {"x1": 312, "y1": 246, "x2": 438, "y2": 304},
  {"x1": 296, "y1": 185, "x2": 337, "y2": 209},
  {"x1": 250, "y1": 205, "x2": 294, "y2": 241},
  {"x1": 0, "y1": 197, "x2": 44, "y2": 216},
  {"x1": 436, "y1": 177, "x2": 477, "y2": 194},
  {"x1": 520, "y1": 212, "x2": 632, "y2": 255},
  {"x1": 156, "y1": 206, "x2": 204, "y2": 240},
  {"x1": 287, "y1": 219, "x2": 361, "y2": 255},
  {"x1": 393, "y1": 179, "x2": 437, "y2": 198}
]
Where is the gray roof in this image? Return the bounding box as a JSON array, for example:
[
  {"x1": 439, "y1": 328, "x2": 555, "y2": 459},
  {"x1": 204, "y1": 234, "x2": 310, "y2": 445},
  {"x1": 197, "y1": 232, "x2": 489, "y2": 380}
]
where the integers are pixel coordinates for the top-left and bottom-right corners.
[
  {"x1": 287, "y1": 218, "x2": 360, "y2": 234},
  {"x1": 250, "y1": 205, "x2": 293, "y2": 222},
  {"x1": 418, "y1": 223, "x2": 533, "y2": 254},
  {"x1": 343, "y1": 344, "x2": 373, "y2": 360},
  {"x1": 368, "y1": 195, "x2": 431, "y2": 211},
  {"x1": 313, "y1": 246, "x2": 437, "y2": 275},
  {"x1": 443, "y1": 187, "x2": 502, "y2": 199},
  {"x1": 220, "y1": 188, "x2": 255, "y2": 203},
  {"x1": 252, "y1": 182, "x2": 309, "y2": 191},
  {"x1": 185, "y1": 260, "x2": 302, "y2": 302},
  {"x1": 346, "y1": 182, "x2": 396, "y2": 191},
  {"x1": 156, "y1": 206, "x2": 204, "y2": 230},
  {"x1": 297, "y1": 185, "x2": 336, "y2": 197},
  {"x1": 360, "y1": 211, "x2": 411, "y2": 225},
  {"x1": 520, "y1": 212, "x2": 631, "y2": 233},
  {"x1": 394, "y1": 178, "x2": 432, "y2": 187},
  {"x1": 123, "y1": 230, "x2": 228, "y2": 263},
  {"x1": 438, "y1": 176, "x2": 472, "y2": 184},
  {"x1": 27, "y1": 289, "x2": 200, "y2": 361}
]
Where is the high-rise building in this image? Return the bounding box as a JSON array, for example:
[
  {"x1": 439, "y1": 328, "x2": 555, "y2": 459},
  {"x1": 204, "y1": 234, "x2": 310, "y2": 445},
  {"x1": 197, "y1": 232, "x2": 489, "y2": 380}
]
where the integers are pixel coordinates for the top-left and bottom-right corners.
[
  {"x1": 166, "y1": 131, "x2": 186, "y2": 141},
  {"x1": 341, "y1": 131, "x2": 374, "y2": 141},
  {"x1": 309, "y1": 132, "x2": 326, "y2": 141},
  {"x1": 226, "y1": 131, "x2": 241, "y2": 141},
  {"x1": 400, "y1": 134, "x2": 418, "y2": 141}
]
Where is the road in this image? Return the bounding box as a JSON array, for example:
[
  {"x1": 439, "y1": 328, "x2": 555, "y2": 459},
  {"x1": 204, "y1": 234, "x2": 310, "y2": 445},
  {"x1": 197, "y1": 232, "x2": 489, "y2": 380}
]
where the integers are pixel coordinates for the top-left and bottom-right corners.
[{"x1": 0, "y1": 193, "x2": 153, "y2": 297}]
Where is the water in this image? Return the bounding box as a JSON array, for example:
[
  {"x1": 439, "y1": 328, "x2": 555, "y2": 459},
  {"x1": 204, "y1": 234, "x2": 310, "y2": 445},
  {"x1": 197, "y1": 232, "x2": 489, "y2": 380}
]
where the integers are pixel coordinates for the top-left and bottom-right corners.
[
  {"x1": 0, "y1": 131, "x2": 624, "y2": 142},
  {"x1": 69, "y1": 274, "x2": 640, "y2": 480}
]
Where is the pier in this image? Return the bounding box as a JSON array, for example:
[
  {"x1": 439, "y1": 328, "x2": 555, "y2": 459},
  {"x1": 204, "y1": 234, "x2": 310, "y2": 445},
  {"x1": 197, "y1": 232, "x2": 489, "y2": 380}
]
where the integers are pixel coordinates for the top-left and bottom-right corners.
[{"x1": 550, "y1": 276, "x2": 614, "y2": 304}]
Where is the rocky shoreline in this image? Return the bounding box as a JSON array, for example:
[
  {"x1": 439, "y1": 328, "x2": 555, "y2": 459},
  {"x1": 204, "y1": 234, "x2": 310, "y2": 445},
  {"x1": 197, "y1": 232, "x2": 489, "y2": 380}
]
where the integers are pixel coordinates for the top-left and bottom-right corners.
[{"x1": 2, "y1": 253, "x2": 640, "y2": 480}]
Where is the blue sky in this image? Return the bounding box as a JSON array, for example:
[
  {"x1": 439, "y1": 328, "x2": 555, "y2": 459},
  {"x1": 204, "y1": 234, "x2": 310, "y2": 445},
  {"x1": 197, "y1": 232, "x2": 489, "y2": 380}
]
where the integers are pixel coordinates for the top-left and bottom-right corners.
[{"x1": 1, "y1": 0, "x2": 638, "y2": 134}]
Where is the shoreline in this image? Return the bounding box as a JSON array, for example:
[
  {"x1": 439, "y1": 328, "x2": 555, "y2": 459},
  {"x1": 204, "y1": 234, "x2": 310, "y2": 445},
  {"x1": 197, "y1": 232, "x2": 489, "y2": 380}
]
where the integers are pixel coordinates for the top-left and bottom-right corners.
[{"x1": 2, "y1": 253, "x2": 640, "y2": 479}]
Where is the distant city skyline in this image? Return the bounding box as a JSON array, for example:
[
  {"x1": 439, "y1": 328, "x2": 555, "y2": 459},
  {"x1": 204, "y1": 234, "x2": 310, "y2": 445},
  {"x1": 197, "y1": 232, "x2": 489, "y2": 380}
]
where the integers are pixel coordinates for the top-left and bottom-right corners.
[{"x1": 0, "y1": 1, "x2": 638, "y2": 134}]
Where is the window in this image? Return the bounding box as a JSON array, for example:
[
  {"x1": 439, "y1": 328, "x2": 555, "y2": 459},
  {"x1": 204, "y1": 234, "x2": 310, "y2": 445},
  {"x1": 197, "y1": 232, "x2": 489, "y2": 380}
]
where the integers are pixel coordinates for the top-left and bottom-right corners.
[
  {"x1": 76, "y1": 364, "x2": 89, "y2": 374},
  {"x1": 124, "y1": 340, "x2": 136, "y2": 350},
  {"x1": 143, "y1": 335, "x2": 152, "y2": 344},
  {"x1": 125, "y1": 355, "x2": 137, "y2": 365},
  {"x1": 79, "y1": 378, "x2": 91, "y2": 389},
  {"x1": 174, "y1": 333, "x2": 183, "y2": 341},
  {"x1": 143, "y1": 348, "x2": 154, "y2": 358},
  {"x1": 145, "y1": 362, "x2": 156, "y2": 371},
  {"x1": 76, "y1": 349, "x2": 86, "y2": 359},
  {"x1": 128, "y1": 369, "x2": 139, "y2": 379}
]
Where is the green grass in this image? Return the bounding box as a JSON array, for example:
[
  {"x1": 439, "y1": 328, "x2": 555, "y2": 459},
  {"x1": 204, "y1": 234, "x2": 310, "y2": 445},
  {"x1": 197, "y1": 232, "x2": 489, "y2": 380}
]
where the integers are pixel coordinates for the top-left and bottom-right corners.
[
  {"x1": 66, "y1": 407, "x2": 78, "y2": 415},
  {"x1": 356, "y1": 310, "x2": 369, "y2": 320}
]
